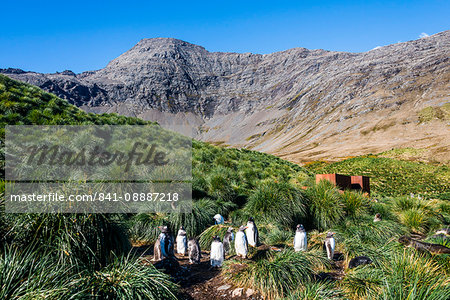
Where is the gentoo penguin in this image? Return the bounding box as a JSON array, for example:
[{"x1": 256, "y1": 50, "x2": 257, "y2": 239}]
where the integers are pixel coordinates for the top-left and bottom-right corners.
[
  {"x1": 373, "y1": 213, "x2": 382, "y2": 222},
  {"x1": 324, "y1": 232, "x2": 336, "y2": 260},
  {"x1": 213, "y1": 214, "x2": 225, "y2": 225},
  {"x1": 223, "y1": 227, "x2": 234, "y2": 255},
  {"x1": 235, "y1": 225, "x2": 248, "y2": 258},
  {"x1": 293, "y1": 224, "x2": 307, "y2": 252},
  {"x1": 348, "y1": 256, "x2": 373, "y2": 268},
  {"x1": 245, "y1": 217, "x2": 259, "y2": 247},
  {"x1": 154, "y1": 226, "x2": 174, "y2": 261},
  {"x1": 176, "y1": 226, "x2": 188, "y2": 255},
  {"x1": 210, "y1": 236, "x2": 225, "y2": 267},
  {"x1": 188, "y1": 238, "x2": 202, "y2": 264}
]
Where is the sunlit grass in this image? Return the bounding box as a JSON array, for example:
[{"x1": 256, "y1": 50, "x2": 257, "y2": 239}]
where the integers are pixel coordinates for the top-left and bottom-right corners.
[{"x1": 222, "y1": 249, "x2": 329, "y2": 300}]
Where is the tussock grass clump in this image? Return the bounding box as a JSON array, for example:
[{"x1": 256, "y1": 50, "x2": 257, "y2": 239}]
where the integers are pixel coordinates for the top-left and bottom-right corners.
[
  {"x1": 128, "y1": 213, "x2": 167, "y2": 245},
  {"x1": 198, "y1": 225, "x2": 234, "y2": 251},
  {"x1": 336, "y1": 218, "x2": 406, "y2": 247},
  {"x1": 341, "y1": 190, "x2": 369, "y2": 218},
  {"x1": 398, "y1": 208, "x2": 433, "y2": 234},
  {"x1": 167, "y1": 198, "x2": 235, "y2": 237},
  {"x1": 223, "y1": 249, "x2": 328, "y2": 299},
  {"x1": 205, "y1": 166, "x2": 239, "y2": 202},
  {"x1": 74, "y1": 254, "x2": 178, "y2": 299},
  {"x1": 341, "y1": 265, "x2": 384, "y2": 299},
  {"x1": 6, "y1": 213, "x2": 130, "y2": 269},
  {"x1": 284, "y1": 281, "x2": 344, "y2": 299},
  {"x1": 262, "y1": 227, "x2": 293, "y2": 247},
  {"x1": 341, "y1": 250, "x2": 450, "y2": 300},
  {"x1": 369, "y1": 200, "x2": 399, "y2": 222},
  {"x1": 332, "y1": 217, "x2": 406, "y2": 267},
  {"x1": 0, "y1": 246, "x2": 73, "y2": 299},
  {"x1": 378, "y1": 251, "x2": 450, "y2": 300},
  {"x1": 244, "y1": 181, "x2": 306, "y2": 227},
  {"x1": 391, "y1": 196, "x2": 441, "y2": 234},
  {"x1": 305, "y1": 180, "x2": 344, "y2": 230}
]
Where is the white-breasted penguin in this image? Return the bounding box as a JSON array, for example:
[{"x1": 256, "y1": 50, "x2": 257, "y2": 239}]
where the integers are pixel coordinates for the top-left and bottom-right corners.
[
  {"x1": 245, "y1": 217, "x2": 259, "y2": 247},
  {"x1": 188, "y1": 238, "x2": 201, "y2": 264},
  {"x1": 213, "y1": 214, "x2": 225, "y2": 225},
  {"x1": 235, "y1": 225, "x2": 248, "y2": 258},
  {"x1": 324, "y1": 232, "x2": 336, "y2": 260},
  {"x1": 293, "y1": 224, "x2": 307, "y2": 252},
  {"x1": 210, "y1": 235, "x2": 225, "y2": 267},
  {"x1": 176, "y1": 226, "x2": 188, "y2": 255},
  {"x1": 223, "y1": 227, "x2": 234, "y2": 255}
]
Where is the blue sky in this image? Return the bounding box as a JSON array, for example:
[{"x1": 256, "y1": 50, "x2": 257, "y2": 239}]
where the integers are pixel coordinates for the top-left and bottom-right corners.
[{"x1": 0, "y1": 0, "x2": 448, "y2": 73}]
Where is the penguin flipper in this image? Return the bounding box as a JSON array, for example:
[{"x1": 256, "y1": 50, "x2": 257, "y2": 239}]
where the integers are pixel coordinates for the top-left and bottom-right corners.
[{"x1": 244, "y1": 236, "x2": 248, "y2": 250}]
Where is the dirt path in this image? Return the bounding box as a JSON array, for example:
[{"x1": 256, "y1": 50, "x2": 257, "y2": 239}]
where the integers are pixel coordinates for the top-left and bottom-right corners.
[{"x1": 134, "y1": 245, "x2": 261, "y2": 299}]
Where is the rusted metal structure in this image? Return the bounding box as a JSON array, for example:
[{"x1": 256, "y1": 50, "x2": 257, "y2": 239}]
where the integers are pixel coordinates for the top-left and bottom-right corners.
[
  {"x1": 351, "y1": 175, "x2": 370, "y2": 195},
  {"x1": 315, "y1": 174, "x2": 352, "y2": 190},
  {"x1": 316, "y1": 173, "x2": 370, "y2": 195}
]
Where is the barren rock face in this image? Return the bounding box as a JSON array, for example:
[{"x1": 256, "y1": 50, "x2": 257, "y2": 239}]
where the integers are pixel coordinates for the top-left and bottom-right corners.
[{"x1": 3, "y1": 31, "x2": 449, "y2": 163}]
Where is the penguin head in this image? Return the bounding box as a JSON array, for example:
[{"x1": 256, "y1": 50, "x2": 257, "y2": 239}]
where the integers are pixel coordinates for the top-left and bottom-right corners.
[
  {"x1": 375, "y1": 213, "x2": 381, "y2": 218},
  {"x1": 180, "y1": 226, "x2": 185, "y2": 230},
  {"x1": 326, "y1": 232, "x2": 335, "y2": 238},
  {"x1": 248, "y1": 217, "x2": 254, "y2": 222},
  {"x1": 212, "y1": 235, "x2": 221, "y2": 242},
  {"x1": 296, "y1": 224, "x2": 304, "y2": 230},
  {"x1": 227, "y1": 227, "x2": 234, "y2": 232},
  {"x1": 239, "y1": 225, "x2": 247, "y2": 231},
  {"x1": 159, "y1": 225, "x2": 169, "y2": 233}
]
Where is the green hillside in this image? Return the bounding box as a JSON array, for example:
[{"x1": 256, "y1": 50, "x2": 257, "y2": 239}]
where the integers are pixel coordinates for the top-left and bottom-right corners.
[
  {"x1": 0, "y1": 73, "x2": 309, "y2": 187},
  {"x1": 305, "y1": 154, "x2": 449, "y2": 199}
]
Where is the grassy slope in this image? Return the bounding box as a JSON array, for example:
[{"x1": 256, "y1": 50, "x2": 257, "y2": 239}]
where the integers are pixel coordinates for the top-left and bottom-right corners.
[
  {"x1": 0, "y1": 73, "x2": 309, "y2": 184},
  {"x1": 305, "y1": 153, "x2": 449, "y2": 199},
  {"x1": 0, "y1": 73, "x2": 311, "y2": 237}
]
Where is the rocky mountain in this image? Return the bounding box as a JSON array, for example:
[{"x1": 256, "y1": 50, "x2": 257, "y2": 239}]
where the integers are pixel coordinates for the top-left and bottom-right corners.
[{"x1": 2, "y1": 31, "x2": 449, "y2": 163}]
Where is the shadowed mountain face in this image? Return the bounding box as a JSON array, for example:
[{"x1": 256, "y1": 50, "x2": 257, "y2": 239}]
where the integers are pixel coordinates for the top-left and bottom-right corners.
[{"x1": 2, "y1": 31, "x2": 449, "y2": 163}]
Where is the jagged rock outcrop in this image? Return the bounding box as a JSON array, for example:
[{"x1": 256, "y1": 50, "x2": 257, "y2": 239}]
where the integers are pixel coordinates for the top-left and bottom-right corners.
[{"x1": 2, "y1": 31, "x2": 449, "y2": 163}]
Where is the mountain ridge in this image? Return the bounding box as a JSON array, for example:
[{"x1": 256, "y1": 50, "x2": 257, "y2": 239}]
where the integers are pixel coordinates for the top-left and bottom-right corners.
[{"x1": 2, "y1": 30, "x2": 449, "y2": 163}]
